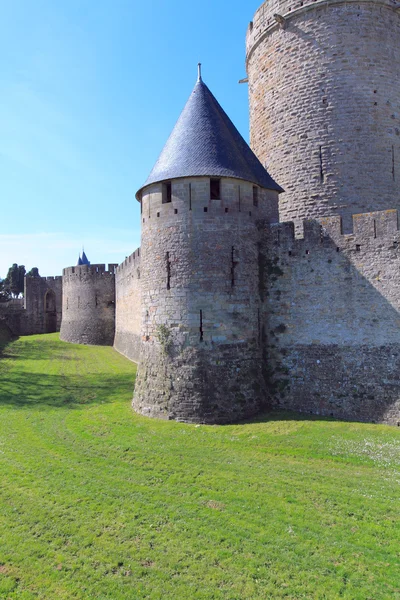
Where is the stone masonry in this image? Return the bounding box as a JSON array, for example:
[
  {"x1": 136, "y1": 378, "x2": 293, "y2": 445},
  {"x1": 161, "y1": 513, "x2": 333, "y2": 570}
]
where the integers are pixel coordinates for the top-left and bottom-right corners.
[{"x1": 246, "y1": 0, "x2": 400, "y2": 233}]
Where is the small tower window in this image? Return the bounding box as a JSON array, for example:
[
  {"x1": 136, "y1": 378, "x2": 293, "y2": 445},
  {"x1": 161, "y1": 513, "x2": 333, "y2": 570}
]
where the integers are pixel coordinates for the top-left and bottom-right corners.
[
  {"x1": 253, "y1": 186, "x2": 259, "y2": 207},
  {"x1": 210, "y1": 178, "x2": 220, "y2": 200},
  {"x1": 162, "y1": 181, "x2": 172, "y2": 204}
]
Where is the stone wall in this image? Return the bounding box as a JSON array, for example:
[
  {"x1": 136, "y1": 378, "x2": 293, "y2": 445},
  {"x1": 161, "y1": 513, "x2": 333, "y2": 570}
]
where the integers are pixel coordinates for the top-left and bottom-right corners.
[
  {"x1": 246, "y1": 0, "x2": 400, "y2": 233},
  {"x1": 114, "y1": 249, "x2": 142, "y2": 362},
  {"x1": 0, "y1": 276, "x2": 62, "y2": 336},
  {"x1": 261, "y1": 209, "x2": 400, "y2": 424},
  {"x1": 133, "y1": 176, "x2": 279, "y2": 423},
  {"x1": 60, "y1": 264, "x2": 116, "y2": 345},
  {"x1": 23, "y1": 276, "x2": 63, "y2": 335}
]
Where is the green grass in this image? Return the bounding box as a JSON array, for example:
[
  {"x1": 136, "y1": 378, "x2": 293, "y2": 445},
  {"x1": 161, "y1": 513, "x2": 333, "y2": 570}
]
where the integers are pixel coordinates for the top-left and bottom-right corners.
[{"x1": 0, "y1": 334, "x2": 399, "y2": 599}]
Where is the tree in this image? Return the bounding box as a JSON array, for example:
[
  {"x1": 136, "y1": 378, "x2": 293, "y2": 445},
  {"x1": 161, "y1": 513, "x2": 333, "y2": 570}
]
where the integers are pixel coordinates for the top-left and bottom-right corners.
[
  {"x1": 5, "y1": 264, "x2": 25, "y2": 297},
  {"x1": 26, "y1": 267, "x2": 40, "y2": 277},
  {"x1": 0, "y1": 279, "x2": 11, "y2": 303}
]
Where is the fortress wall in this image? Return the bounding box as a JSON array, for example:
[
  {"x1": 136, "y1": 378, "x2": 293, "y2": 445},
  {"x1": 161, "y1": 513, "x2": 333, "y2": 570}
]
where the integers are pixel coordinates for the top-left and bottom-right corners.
[
  {"x1": 114, "y1": 249, "x2": 142, "y2": 362},
  {"x1": 134, "y1": 177, "x2": 279, "y2": 423},
  {"x1": 22, "y1": 276, "x2": 63, "y2": 335},
  {"x1": 261, "y1": 209, "x2": 400, "y2": 424},
  {"x1": 0, "y1": 276, "x2": 63, "y2": 336},
  {"x1": 60, "y1": 264, "x2": 115, "y2": 345},
  {"x1": 247, "y1": 0, "x2": 400, "y2": 233}
]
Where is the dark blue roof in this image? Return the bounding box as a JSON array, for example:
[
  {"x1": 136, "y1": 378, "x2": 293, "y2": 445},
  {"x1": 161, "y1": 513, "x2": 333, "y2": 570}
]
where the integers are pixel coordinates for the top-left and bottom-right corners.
[
  {"x1": 136, "y1": 76, "x2": 283, "y2": 199},
  {"x1": 77, "y1": 255, "x2": 83, "y2": 266},
  {"x1": 81, "y1": 251, "x2": 90, "y2": 265}
]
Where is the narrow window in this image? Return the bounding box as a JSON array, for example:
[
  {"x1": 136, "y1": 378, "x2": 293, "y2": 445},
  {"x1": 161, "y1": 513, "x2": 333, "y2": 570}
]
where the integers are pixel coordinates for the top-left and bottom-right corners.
[
  {"x1": 373, "y1": 219, "x2": 377, "y2": 239},
  {"x1": 66, "y1": 297, "x2": 68, "y2": 310},
  {"x1": 210, "y1": 178, "x2": 220, "y2": 200},
  {"x1": 162, "y1": 181, "x2": 172, "y2": 204},
  {"x1": 231, "y1": 246, "x2": 236, "y2": 287},
  {"x1": 356, "y1": 244, "x2": 361, "y2": 252},
  {"x1": 319, "y1": 145, "x2": 324, "y2": 183},
  {"x1": 199, "y1": 310, "x2": 203, "y2": 342},
  {"x1": 253, "y1": 186, "x2": 259, "y2": 207},
  {"x1": 392, "y1": 145, "x2": 395, "y2": 181},
  {"x1": 189, "y1": 183, "x2": 192, "y2": 210},
  {"x1": 166, "y1": 252, "x2": 171, "y2": 290}
]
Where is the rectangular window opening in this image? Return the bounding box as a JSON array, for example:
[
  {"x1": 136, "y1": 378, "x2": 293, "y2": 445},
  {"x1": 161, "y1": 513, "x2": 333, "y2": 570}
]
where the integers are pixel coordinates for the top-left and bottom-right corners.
[
  {"x1": 319, "y1": 145, "x2": 324, "y2": 183},
  {"x1": 210, "y1": 178, "x2": 220, "y2": 200},
  {"x1": 253, "y1": 186, "x2": 259, "y2": 207},
  {"x1": 162, "y1": 181, "x2": 172, "y2": 204},
  {"x1": 166, "y1": 251, "x2": 171, "y2": 290},
  {"x1": 199, "y1": 310, "x2": 203, "y2": 342},
  {"x1": 392, "y1": 145, "x2": 395, "y2": 181}
]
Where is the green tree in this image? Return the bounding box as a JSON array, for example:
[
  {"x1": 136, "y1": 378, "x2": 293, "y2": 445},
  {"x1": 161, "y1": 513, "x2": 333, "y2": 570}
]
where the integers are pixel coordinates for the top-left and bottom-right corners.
[
  {"x1": 6, "y1": 264, "x2": 25, "y2": 297},
  {"x1": 26, "y1": 267, "x2": 40, "y2": 277},
  {"x1": 0, "y1": 278, "x2": 11, "y2": 303}
]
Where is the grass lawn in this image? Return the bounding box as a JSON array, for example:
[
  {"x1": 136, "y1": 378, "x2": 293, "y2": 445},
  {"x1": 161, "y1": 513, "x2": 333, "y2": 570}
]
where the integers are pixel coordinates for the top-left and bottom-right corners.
[{"x1": 0, "y1": 334, "x2": 399, "y2": 599}]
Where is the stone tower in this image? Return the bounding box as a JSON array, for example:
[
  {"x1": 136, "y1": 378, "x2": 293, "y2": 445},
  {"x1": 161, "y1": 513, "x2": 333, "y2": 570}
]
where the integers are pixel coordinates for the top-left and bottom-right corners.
[
  {"x1": 246, "y1": 0, "x2": 400, "y2": 232},
  {"x1": 133, "y1": 69, "x2": 282, "y2": 423},
  {"x1": 60, "y1": 255, "x2": 118, "y2": 346}
]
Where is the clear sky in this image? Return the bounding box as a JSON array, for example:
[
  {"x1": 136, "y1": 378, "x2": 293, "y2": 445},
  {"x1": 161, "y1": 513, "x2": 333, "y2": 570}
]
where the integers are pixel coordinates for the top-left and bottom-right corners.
[{"x1": 0, "y1": 0, "x2": 262, "y2": 277}]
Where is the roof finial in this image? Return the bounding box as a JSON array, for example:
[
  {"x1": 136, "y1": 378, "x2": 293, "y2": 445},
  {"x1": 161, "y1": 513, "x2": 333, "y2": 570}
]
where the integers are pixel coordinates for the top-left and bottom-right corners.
[{"x1": 197, "y1": 62, "x2": 202, "y2": 82}]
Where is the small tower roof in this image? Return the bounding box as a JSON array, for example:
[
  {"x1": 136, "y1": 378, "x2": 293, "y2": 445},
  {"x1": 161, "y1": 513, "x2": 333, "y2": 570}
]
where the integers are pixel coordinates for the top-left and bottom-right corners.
[
  {"x1": 81, "y1": 251, "x2": 90, "y2": 265},
  {"x1": 77, "y1": 255, "x2": 83, "y2": 266},
  {"x1": 136, "y1": 69, "x2": 283, "y2": 199}
]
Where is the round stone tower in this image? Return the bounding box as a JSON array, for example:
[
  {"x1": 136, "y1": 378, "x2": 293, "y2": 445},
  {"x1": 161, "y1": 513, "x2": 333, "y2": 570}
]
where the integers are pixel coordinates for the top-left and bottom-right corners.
[
  {"x1": 60, "y1": 262, "x2": 117, "y2": 346},
  {"x1": 133, "y1": 70, "x2": 282, "y2": 423},
  {"x1": 246, "y1": 0, "x2": 400, "y2": 232}
]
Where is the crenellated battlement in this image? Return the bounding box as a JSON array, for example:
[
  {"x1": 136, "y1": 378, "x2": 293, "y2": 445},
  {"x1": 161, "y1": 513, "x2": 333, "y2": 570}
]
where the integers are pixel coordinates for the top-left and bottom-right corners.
[
  {"x1": 63, "y1": 264, "x2": 116, "y2": 277},
  {"x1": 116, "y1": 248, "x2": 141, "y2": 273},
  {"x1": 267, "y1": 209, "x2": 400, "y2": 252}
]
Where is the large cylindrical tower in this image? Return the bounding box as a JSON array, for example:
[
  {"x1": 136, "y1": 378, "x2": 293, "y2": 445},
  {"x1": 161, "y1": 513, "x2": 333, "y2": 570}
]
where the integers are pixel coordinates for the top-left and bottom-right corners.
[
  {"x1": 133, "y1": 73, "x2": 281, "y2": 423},
  {"x1": 60, "y1": 264, "x2": 116, "y2": 346},
  {"x1": 246, "y1": 0, "x2": 400, "y2": 232}
]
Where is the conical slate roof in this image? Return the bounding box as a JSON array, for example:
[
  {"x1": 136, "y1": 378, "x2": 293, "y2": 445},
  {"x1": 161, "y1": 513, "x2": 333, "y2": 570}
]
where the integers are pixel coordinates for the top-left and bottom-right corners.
[
  {"x1": 81, "y1": 251, "x2": 90, "y2": 265},
  {"x1": 136, "y1": 73, "x2": 283, "y2": 199},
  {"x1": 77, "y1": 255, "x2": 83, "y2": 266}
]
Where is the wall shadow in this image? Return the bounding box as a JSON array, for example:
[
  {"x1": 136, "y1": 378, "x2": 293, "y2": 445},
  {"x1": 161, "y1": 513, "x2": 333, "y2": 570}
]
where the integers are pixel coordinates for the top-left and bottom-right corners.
[
  {"x1": 0, "y1": 370, "x2": 135, "y2": 409},
  {"x1": 260, "y1": 215, "x2": 400, "y2": 425}
]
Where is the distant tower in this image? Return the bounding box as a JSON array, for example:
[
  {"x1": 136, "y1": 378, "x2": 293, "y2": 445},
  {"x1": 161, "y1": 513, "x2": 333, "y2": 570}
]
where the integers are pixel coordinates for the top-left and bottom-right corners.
[
  {"x1": 60, "y1": 252, "x2": 117, "y2": 346},
  {"x1": 133, "y1": 68, "x2": 282, "y2": 423},
  {"x1": 246, "y1": 0, "x2": 400, "y2": 232}
]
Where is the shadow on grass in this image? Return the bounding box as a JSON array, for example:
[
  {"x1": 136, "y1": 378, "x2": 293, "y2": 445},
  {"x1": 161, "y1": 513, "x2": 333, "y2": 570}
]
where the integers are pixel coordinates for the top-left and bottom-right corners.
[
  {"x1": 0, "y1": 371, "x2": 135, "y2": 409},
  {"x1": 1, "y1": 339, "x2": 87, "y2": 362}
]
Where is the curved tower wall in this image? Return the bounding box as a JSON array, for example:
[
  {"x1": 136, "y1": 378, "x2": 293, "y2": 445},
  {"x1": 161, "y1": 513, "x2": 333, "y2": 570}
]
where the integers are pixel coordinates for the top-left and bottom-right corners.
[
  {"x1": 133, "y1": 176, "x2": 279, "y2": 423},
  {"x1": 60, "y1": 264, "x2": 116, "y2": 346},
  {"x1": 246, "y1": 0, "x2": 400, "y2": 232}
]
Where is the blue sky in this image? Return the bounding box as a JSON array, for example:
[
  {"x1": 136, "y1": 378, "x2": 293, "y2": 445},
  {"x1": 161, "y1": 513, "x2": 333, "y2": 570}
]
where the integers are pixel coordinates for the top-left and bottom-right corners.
[{"x1": 0, "y1": 0, "x2": 261, "y2": 277}]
